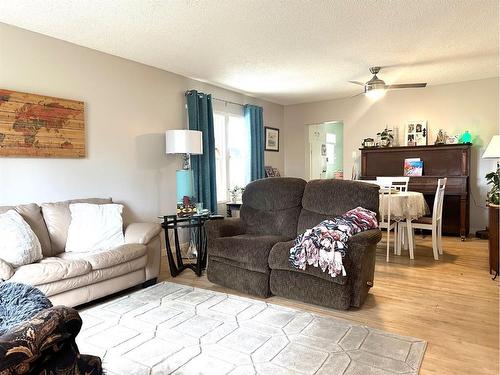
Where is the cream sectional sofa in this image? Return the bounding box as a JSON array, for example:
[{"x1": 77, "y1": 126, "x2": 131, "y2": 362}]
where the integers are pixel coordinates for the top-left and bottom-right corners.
[{"x1": 0, "y1": 198, "x2": 162, "y2": 307}]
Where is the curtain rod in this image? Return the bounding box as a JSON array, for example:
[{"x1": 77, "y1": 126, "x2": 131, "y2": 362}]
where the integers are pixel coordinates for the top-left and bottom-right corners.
[
  {"x1": 212, "y1": 97, "x2": 244, "y2": 107},
  {"x1": 184, "y1": 90, "x2": 245, "y2": 107}
]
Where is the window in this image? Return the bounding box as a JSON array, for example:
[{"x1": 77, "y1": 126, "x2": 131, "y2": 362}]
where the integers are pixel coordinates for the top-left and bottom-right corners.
[
  {"x1": 214, "y1": 110, "x2": 250, "y2": 202},
  {"x1": 214, "y1": 115, "x2": 227, "y2": 202}
]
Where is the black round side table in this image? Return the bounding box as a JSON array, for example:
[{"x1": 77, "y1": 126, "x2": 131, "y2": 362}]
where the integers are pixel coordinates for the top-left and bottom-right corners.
[{"x1": 160, "y1": 214, "x2": 223, "y2": 277}]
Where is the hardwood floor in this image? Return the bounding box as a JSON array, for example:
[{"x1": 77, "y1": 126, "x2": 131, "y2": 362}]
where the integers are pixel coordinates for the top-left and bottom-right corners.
[{"x1": 159, "y1": 236, "x2": 499, "y2": 375}]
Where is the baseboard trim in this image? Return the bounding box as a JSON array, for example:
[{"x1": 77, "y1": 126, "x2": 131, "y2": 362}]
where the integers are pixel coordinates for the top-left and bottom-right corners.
[{"x1": 142, "y1": 278, "x2": 157, "y2": 288}]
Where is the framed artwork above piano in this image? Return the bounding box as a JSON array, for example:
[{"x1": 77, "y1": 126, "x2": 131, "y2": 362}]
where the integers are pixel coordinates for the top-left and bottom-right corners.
[{"x1": 360, "y1": 143, "x2": 471, "y2": 239}]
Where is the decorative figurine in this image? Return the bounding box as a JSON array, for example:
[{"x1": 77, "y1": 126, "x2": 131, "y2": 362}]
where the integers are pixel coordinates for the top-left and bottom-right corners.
[
  {"x1": 435, "y1": 129, "x2": 448, "y2": 145},
  {"x1": 460, "y1": 130, "x2": 472, "y2": 144}
]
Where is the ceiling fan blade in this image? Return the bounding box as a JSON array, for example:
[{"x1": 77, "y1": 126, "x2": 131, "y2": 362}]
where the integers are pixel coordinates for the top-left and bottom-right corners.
[
  {"x1": 385, "y1": 83, "x2": 427, "y2": 89},
  {"x1": 349, "y1": 80, "x2": 367, "y2": 86},
  {"x1": 351, "y1": 92, "x2": 365, "y2": 98}
]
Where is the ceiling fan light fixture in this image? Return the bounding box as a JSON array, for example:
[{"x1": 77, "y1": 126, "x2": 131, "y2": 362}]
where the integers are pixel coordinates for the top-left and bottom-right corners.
[
  {"x1": 350, "y1": 66, "x2": 427, "y2": 99},
  {"x1": 367, "y1": 77, "x2": 385, "y2": 87},
  {"x1": 365, "y1": 87, "x2": 386, "y2": 100}
]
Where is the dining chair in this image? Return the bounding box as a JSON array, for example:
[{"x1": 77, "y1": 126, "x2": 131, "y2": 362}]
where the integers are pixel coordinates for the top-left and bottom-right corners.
[
  {"x1": 378, "y1": 181, "x2": 398, "y2": 262},
  {"x1": 376, "y1": 176, "x2": 409, "y2": 192},
  {"x1": 399, "y1": 178, "x2": 447, "y2": 260}
]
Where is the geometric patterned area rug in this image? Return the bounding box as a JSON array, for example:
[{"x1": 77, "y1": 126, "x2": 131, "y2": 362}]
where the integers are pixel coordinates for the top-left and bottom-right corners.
[{"x1": 77, "y1": 282, "x2": 426, "y2": 375}]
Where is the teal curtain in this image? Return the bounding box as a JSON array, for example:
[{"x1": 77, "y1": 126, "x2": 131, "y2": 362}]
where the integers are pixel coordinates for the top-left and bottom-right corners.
[
  {"x1": 245, "y1": 105, "x2": 265, "y2": 180},
  {"x1": 186, "y1": 90, "x2": 217, "y2": 213}
]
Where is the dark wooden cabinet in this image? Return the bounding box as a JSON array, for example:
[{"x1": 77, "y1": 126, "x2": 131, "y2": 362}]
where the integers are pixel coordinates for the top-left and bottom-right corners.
[
  {"x1": 360, "y1": 144, "x2": 471, "y2": 238},
  {"x1": 489, "y1": 205, "x2": 499, "y2": 276}
]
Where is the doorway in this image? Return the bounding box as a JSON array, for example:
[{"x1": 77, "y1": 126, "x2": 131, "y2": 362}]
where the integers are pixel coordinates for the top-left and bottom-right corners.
[{"x1": 307, "y1": 121, "x2": 343, "y2": 180}]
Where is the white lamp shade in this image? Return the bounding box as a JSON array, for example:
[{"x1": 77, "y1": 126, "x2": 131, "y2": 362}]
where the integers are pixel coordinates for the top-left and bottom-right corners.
[
  {"x1": 165, "y1": 130, "x2": 203, "y2": 154},
  {"x1": 482, "y1": 135, "x2": 500, "y2": 159}
]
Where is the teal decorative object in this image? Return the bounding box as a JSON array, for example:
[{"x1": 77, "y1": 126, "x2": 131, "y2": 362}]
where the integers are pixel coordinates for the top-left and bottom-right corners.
[
  {"x1": 176, "y1": 169, "x2": 194, "y2": 203},
  {"x1": 460, "y1": 130, "x2": 472, "y2": 144}
]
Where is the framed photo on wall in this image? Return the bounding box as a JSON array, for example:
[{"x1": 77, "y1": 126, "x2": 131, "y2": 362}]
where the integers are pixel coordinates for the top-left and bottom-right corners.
[
  {"x1": 405, "y1": 120, "x2": 427, "y2": 146},
  {"x1": 265, "y1": 126, "x2": 280, "y2": 152}
]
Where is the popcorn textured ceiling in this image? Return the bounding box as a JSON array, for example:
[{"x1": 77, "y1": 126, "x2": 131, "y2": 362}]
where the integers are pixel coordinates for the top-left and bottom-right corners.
[{"x1": 0, "y1": 0, "x2": 498, "y2": 105}]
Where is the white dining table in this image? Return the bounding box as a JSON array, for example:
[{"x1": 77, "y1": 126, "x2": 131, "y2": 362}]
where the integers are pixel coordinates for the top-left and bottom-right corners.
[{"x1": 361, "y1": 181, "x2": 430, "y2": 259}]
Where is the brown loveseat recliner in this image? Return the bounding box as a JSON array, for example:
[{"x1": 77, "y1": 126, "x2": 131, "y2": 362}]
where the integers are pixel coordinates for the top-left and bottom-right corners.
[
  {"x1": 206, "y1": 178, "x2": 306, "y2": 297},
  {"x1": 206, "y1": 177, "x2": 381, "y2": 310}
]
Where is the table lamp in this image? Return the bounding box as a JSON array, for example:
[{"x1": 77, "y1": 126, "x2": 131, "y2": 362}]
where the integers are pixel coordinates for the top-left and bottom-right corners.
[
  {"x1": 483, "y1": 135, "x2": 500, "y2": 168},
  {"x1": 165, "y1": 130, "x2": 203, "y2": 203}
]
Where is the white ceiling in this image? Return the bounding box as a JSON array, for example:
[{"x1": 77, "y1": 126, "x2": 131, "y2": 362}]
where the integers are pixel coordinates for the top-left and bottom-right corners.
[{"x1": 0, "y1": 0, "x2": 498, "y2": 105}]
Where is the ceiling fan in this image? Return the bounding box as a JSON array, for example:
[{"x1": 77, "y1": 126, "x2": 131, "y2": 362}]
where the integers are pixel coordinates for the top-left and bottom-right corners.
[{"x1": 350, "y1": 67, "x2": 427, "y2": 98}]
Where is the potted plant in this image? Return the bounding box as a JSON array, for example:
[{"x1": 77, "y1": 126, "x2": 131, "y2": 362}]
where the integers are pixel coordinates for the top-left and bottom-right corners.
[
  {"x1": 229, "y1": 186, "x2": 245, "y2": 203},
  {"x1": 486, "y1": 170, "x2": 499, "y2": 205},
  {"x1": 379, "y1": 127, "x2": 394, "y2": 147}
]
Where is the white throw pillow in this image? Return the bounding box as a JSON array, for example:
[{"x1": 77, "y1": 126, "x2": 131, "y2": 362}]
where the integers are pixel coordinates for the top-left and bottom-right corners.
[
  {"x1": 0, "y1": 210, "x2": 43, "y2": 267},
  {"x1": 65, "y1": 203, "x2": 125, "y2": 253}
]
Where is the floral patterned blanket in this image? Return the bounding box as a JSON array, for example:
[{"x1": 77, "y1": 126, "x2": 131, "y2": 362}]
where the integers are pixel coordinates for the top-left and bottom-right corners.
[{"x1": 289, "y1": 207, "x2": 378, "y2": 278}]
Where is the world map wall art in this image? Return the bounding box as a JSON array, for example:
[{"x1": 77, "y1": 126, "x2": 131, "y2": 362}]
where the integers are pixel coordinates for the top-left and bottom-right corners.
[{"x1": 0, "y1": 89, "x2": 85, "y2": 158}]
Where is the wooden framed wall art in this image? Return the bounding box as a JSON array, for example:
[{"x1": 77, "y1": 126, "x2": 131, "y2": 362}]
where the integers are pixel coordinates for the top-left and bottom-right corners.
[
  {"x1": 405, "y1": 120, "x2": 427, "y2": 146},
  {"x1": 264, "y1": 126, "x2": 279, "y2": 152},
  {"x1": 0, "y1": 89, "x2": 85, "y2": 157}
]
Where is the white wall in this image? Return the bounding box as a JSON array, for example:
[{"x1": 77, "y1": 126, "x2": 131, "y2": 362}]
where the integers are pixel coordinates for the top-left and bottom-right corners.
[
  {"x1": 0, "y1": 23, "x2": 284, "y2": 222},
  {"x1": 284, "y1": 78, "x2": 499, "y2": 232},
  {"x1": 1, "y1": 22, "x2": 497, "y2": 232}
]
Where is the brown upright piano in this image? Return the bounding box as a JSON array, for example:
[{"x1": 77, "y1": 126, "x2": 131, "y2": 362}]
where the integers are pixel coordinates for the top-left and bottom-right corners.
[{"x1": 360, "y1": 144, "x2": 471, "y2": 239}]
